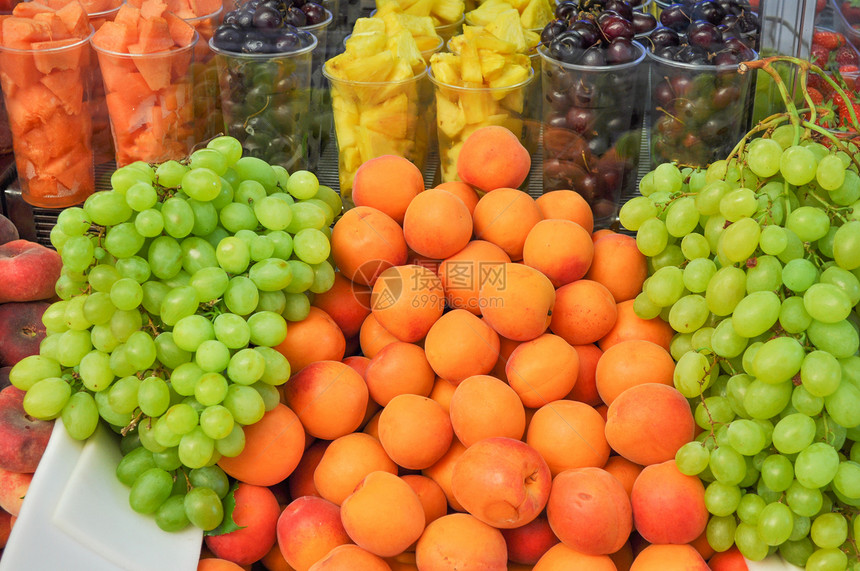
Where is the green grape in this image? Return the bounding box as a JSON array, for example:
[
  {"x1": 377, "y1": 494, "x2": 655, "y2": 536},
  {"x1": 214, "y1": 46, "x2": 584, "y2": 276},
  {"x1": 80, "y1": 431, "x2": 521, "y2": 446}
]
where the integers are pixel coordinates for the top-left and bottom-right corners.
[
  {"x1": 57, "y1": 329, "x2": 93, "y2": 367},
  {"x1": 643, "y1": 266, "x2": 684, "y2": 307},
  {"x1": 283, "y1": 260, "x2": 314, "y2": 294},
  {"x1": 188, "y1": 199, "x2": 219, "y2": 237},
  {"x1": 154, "y1": 332, "x2": 192, "y2": 369},
  {"x1": 246, "y1": 311, "x2": 287, "y2": 347},
  {"x1": 148, "y1": 235, "x2": 184, "y2": 280},
  {"x1": 155, "y1": 159, "x2": 189, "y2": 187},
  {"x1": 779, "y1": 296, "x2": 812, "y2": 334},
  {"x1": 155, "y1": 495, "x2": 190, "y2": 532},
  {"x1": 668, "y1": 294, "x2": 709, "y2": 334},
  {"x1": 153, "y1": 415, "x2": 182, "y2": 448},
  {"x1": 255, "y1": 346, "x2": 290, "y2": 385},
  {"x1": 214, "y1": 423, "x2": 245, "y2": 457},
  {"x1": 772, "y1": 413, "x2": 816, "y2": 454},
  {"x1": 212, "y1": 313, "x2": 252, "y2": 350},
  {"x1": 751, "y1": 336, "x2": 804, "y2": 384},
  {"x1": 116, "y1": 446, "x2": 157, "y2": 486},
  {"x1": 744, "y1": 379, "x2": 792, "y2": 420},
  {"x1": 199, "y1": 404, "x2": 233, "y2": 439},
  {"x1": 180, "y1": 237, "x2": 218, "y2": 275},
  {"x1": 206, "y1": 136, "x2": 243, "y2": 166},
  {"x1": 811, "y1": 512, "x2": 848, "y2": 549},
  {"x1": 705, "y1": 481, "x2": 742, "y2": 517},
  {"x1": 705, "y1": 266, "x2": 746, "y2": 316},
  {"x1": 760, "y1": 454, "x2": 794, "y2": 492},
  {"x1": 782, "y1": 258, "x2": 819, "y2": 293},
  {"x1": 189, "y1": 267, "x2": 230, "y2": 303},
  {"x1": 125, "y1": 181, "x2": 158, "y2": 212},
  {"x1": 816, "y1": 154, "x2": 846, "y2": 191},
  {"x1": 116, "y1": 256, "x2": 152, "y2": 284},
  {"x1": 161, "y1": 196, "x2": 195, "y2": 239},
  {"x1": 619, "y1": 196, "x2": 657, "y2": 231},
  {"x1": 670, "y1": 332, "x2": 694, "y2": 361},
  {"x1": 195, "y1": 372, "x2": 228, "y2": 407},
  {"x1": 63, "y1": 295, "x2": 90, "y2": 331},
  {"x1": 222, "y1": 384, "x2": 265, "y2": 426},
  {"x1": 172, "y1": 314, "x2": 215, "y2": 353},
  {"x1": 833, "y1": 461, "x2": 860, "y2": 501},
  {"x1": 184, "y1": 486, "x2": 224, "y2": 531},
  {"x1": 293, "y1": 228, "x2": 331, "y2": 266},
  {"x1": 170, "y1": 362, "x2": 205, "y2": 397},
  {"x1": 61, "y1": 391, "x2": 100, "y2": 440},
  {"x1": 778, "y1": 228, "x2": 806, "y2": 263},
  {"x1": 801, "y1": 350, "x2": 842, "y2": 398},
  {"x1": 633, "y1": 292, "x2": 662, "y2": 320},
  {"x1": 159, "y1": 285, "x2": 199, "y2": 326},
  {"x1": 284, "y1": 170, "x2": 318, "y2": 200},
  {"x1": 61, "y1": 235, "x2": 96, "y2": 273},
  {"x1": 747, "y1": 137, "x2": 783, "y2": 178},
  {"x1": 795, "y1": 442, "x2": 839, "y2": 489},
  {"x1": 224, "y1": 276, "x2": 259, "y2": 316},
  {"x1": 709, "y1": 445, "x2": 747, "y2": 486},
  {"x1": 219, "y1": 202, "x2": 258, "y2": 233},
  {"x1": 49, "y1": 226, "x2": 70, "y2": 250},
  {"x1": 128, "y1": 467, "x2": 173, "y2": 514},
  {"x1": 138, "y1": 376, "x2": 171, "y2": 417},
  {"x1": 254, "y1": 195, "x2": 293, "y2": 231},
  {"x1": 786, "y1": 205, "x2": 831, "y2": 242},
  {"x1": 676, "y1": 441, "x2": 710, "y2": 475},
  {"x1": 757, "y1": 501, "x2": 794, "y2": 546},
  {"x1": 84, "y1": 190, "x2": 133, "y2": 226},
  {"x1": 780, "y1": 145, "x2": 818, "y2": 186},
  {"x1": 164, "y1": 403, "x2": 198, "y2": 436},
  {"x1": 737, "y1": 492, "x2": 766, "y2": 524},
  {"x1": 759, "y1": 224, "x2": 788, "y2": 256},
  {"x1": 745, "y1": 255, "x2": 782, "y2": 293},
  {"x1": 234, "y1": 180, "x2": 267, "y2": 206},
  {"x1": 195, "y1": 340, "x2": 231, "y2": 373},
  {"x1": 256, "y1": 290, "x2": 286, "y2": 314},
  {"x1": 135, "y1": 208, "x2": 165, "y2": 237},
  {"x1": 152, "y1": 447, "x2": 182, "y2": 471},
  {"x1": 673, "y1": 350, "x2": 716, "y2": 398},
  {"x1": 663, "y1": 196, "x2": 698, "y2": 238},
  {"x1": 803, "y1": 283, "x2": 852, "y2": 324},
  {"x1": 808, "y1": 319, "x2": 860, "y2": 359},
  {"x1": 108, "y1": 376, "x2": 141, "y2": 414},
  {"x1": 719, "y1": 187, "x2": 757, "y2": 222},
  {"x1": 635, "y1": 218, "x2": 669, "y2": 257},
  {"x1": 110, "y1": 278, "x2": 144, "y2": 311},
  {"x1": 9, "y1": 355, "x2": 62, "y2": 391},
  {"x1": 215, "y1": 236, "x2": 251, "y2": 275},
  {"x1": 249, "y1": 258, "x2": 293, "y2": 292},
  {"x1": 731, "y1": 291, "x2": 781, "y2": 338},
  {"x1": 282, "y1": 292, "x2": 310, "y2": 322},
  {"x1": 707, "y1": 515, "x2": 737, "y2": 553},
  {"x1": 735, "y1": 521, "x2": 769, "y2": 561},
  {"x1": 681, "y1": 258, "x2": 716, "y2": 294},
  {"x1": 805, "y1": 547, "x2": 848, "y2": 570},
  {"x1": 178, "y1": 426, "x2": 215, "y2": 469},
  {"x1": 226, "y1": 348, "x2": 266, "y2": 385},
  {"x1": 251, "y1": 382, "x2": 280, "y2": 411},
  {"x1": 779, "y1": 538, "x2": 814, "y2": 568},
  {"x1": 56, "y1": 206, "x2": 92, "y2": 236},
  {"x1": 727, "y1": 418, "x2": 766, "y2": 455},
  {"x1": 820, "y1": 266, "x2": 860, "y2": 306},
  {"x1": 710, "y1": 318, "x2": 748, "y2": 359},
  {"x1": 266, "y1": 230, "x2": 293, "y2": 260},
  {"x1": 830, "y1": 169, "x2": 860, "y2": 206}
]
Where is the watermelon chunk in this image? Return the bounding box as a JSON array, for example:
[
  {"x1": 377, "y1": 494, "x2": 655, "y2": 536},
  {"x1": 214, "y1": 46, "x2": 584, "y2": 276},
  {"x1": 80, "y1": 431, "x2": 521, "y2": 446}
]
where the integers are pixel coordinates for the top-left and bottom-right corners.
[
  {"x1": 31, "y1": 38, "x2": 83, "y2": 74},
  {"x1": 40, "y1": 68, "x2": 84, "y2": 115}
]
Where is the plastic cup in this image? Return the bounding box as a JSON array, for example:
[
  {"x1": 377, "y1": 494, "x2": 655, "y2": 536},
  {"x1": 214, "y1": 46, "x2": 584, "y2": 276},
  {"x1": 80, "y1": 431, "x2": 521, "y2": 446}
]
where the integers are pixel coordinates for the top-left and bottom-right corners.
[
  {"x1": 429, "y1": 66, "x2": 537, "y2": 187},
  {"x1": 302, "y1": 8, "x2": 333, "y2": 171},
  {"x1": 186, "y1": 6, "x2": 225, "y2": 143},
  {"x1": 93, "y1": 33, "x2": 199, "y2": 166},
  {"x1": 210, "y1": 32, "x2": 316, "y2": 172},
  {"x1": 539, "y1": 43, "x2": 647, "y2": 226},
  {"x1": 87, "y1": 0, "x2": 122, "y2": 167},
  {"x1": 349, "y1": 32, "x2": 443, "y2": 65},
  {"x1": 435, "y1": 15, "x2": 464, "y2": 45},
  {"x1": 0, "y1": 29, "x2": 96, "y2": 207},
  {"x1": 647, "y1": 48, "x2": 758, "y2": 169},
  {"x1": 324, "y1": 66, "x2": 433, "y2": 206}
]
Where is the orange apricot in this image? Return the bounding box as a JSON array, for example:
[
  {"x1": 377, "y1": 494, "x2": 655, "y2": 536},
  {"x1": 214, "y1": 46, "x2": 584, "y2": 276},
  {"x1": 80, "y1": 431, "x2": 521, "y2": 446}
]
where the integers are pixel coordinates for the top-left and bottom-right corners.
[
  {"x1": 630, "y1": 543, "x2": 709, "y2": 571},
  {"x1": 403, "y1": 189, "x2": 473, "y2": 259},
  {"x1": 522, "y1": 219, "x2": 594, "y2": 288},
  {"x1": 378, "y1": 394, "x2": 453, "y2": 470},
  {"x1": 197, "y1": 559, "x2": 246, "y2": 571},
  {"x1": 307, "y1": 544, "x2": 392, "y2": 571},
  {"x1": 205, "y1": 483, "x2": 281, "y2": 565},
  {"x1": 449, "y1": 374, "x2": 526, "y2": 446},
  {"x1": 358, "y1": 313, "x2": 399, "y2": 359},
  {"x1": 422, "y1": 309, "x2": 500, "y2": 384},
  {"x1": 506, "y1": 333, "x2": 579, "y2": 408},
  {"x1": 274, "y1": 306, "x2": 346, "y2": 374},
  {"x1": 415, "y1": 513, "x2": 508, "y2": 571},
  {"x1": 550, "y1": 279, "x2": 617, "y2": 346},
  {"x1": 566, "y1": 343, "x2": 603, "y2": 406},
  {"x1": 288, "y1": 439, "x2": 329, "y2": 500},
  {"x1": 277, "y1": 496, "x2": 351, "y2": 571},
  {"x1": 313, "y1": 432, "x2": 398, "y2": 506},
  {"x1": 708, "y1": 546, "x2": 749, "y2": 570},
  {"x1": 595, "y1": 339, "x2": 675, "y2": 405},
  {"x1": 457, "y1": 125, "x2": 531, "y2": 192},
  {"x1": 479, "y1": 263, "x2": 555, "y2": 341},
  {"x1": 631, "y1": 460, "x2": 709, "y2": 546},
  {"x1": 472, "y1": 188, "x2": 542, "y2": 260},
  {"x1": 535, "y1": 189, "x2": 595, "y2": 234},
  {"x1": 281, "y1": 360, "x2": 369, "y2": 440},
  {"x1": 364, "y1": 341, "x2": 435, "y2": 405},
  {"x1": 218, "y1": 404, "x2": 306, "y2": 486},
  {"x1": 526, "y1": 400, "x2": 610, "y2": 476},
  {"x1": 422, "y1": 438, "x2": 468, "y2": 512},
  {"x1": 603, "y1": 456, "x2": 643, "y2": 499},
  {"x1": 331, "y1": 206, "x2": 408, "y2": 287},
  {"x1": 428, "y1": 376, "x2": 457, "y2": 413},
  {"x1": 401, "y1": 474, "x2": 449, "y2": 527},
  {"x1": 599, "y1": 299, "x2": 674, "y2": 352},
  {"x1": 437, "y1": 240, "x2": 510, "y2": 315},
  {"x1": 340, "y1": 471, "x2": 426, "y2": 557},
  {"x1": 585, "y1": 233, "x2": 648, "y2": 303},
  {"x1": 311, "y1": 271, "x2": 371, "y2": 338},
  {"x1": 500, "y1": 515, "x2": 560, "y2": 565},
  {"x1": 605, "y1": 383, "x2": 696, "y2": 466},
  {"x1": 434, "y1": 181, "x2": 480, "y2": 215},
  {"x1": 352, "y1": 154, "x2": 425, "y2": 224},
  {"x1": 371, "y1": 264, "x2": 445, "y2": 343},
  {"x1": 532, "y1": 542, "x2": 617, "y2": 571}
]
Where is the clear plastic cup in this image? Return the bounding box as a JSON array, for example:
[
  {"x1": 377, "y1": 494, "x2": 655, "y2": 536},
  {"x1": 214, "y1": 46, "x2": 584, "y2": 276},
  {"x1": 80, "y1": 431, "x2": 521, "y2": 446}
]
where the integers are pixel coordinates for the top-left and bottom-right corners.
[
  {"x1": 539, "y1": 42, "x2": 648, "y2": 226},
  {"x1": 93, "y1": 32, "x2": 199, "y2": 166},
  {"x1": 186, "y1": 6, "x2": 225, "y2": 143},
  {"x1": 210, "y1": 33, "x2": 317, "y2": 172},
  {"x1": 647, "y1": 48, "x2": 758, "y2": 169},
  {"x1": 87, "y1": 0, "x2": 122, "y2": 167},
  {"x1": 428, "y1": 66, "x2": 537, "y2": 187},
  {"x1": 0, "y1": 29, "x2": 96, "y2": 207},
  {"x1": 324, "y1": 66, "x2": 433, "y2": 206},
  {"x1": 435, "y1": 14, "x2": 465, "y2": 45},
  {"x1": 302, "y1": 8, "x2": 333, "y2": 171}
]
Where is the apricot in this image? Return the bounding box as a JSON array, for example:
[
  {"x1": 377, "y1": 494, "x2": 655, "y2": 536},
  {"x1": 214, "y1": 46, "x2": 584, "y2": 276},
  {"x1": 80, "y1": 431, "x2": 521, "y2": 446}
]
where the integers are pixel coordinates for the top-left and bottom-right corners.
[
  {"x1": 585, "y1": 233, "x2": 648, "y2": 303},
  {"x1": 423, "y1": 309, "x2": 500, "y2": 384},
  {"x1": 434, "y1": 181, "x2": 480, "y2": 214},
  {"x1": 535, "y1": 189, "x2": 595, "y2": 233},
  {"x1": 371, "y1": 264, "x2": 445, "y2": 343},
  {"x1": 437, "y1": 239, "x2": 510, "y2": 315},
  {"x1": 595, "y1": 339, "x2": 675, "y2": 405},
  {"x1": 506, "y1": 333, "x2": 579, "y2": 408},
  {"x1": 313, "y1": 432, "x2": 398, "y2": 506},
  {"x1": 428, "y1": 376, "x2": 456, "y2": 413},
  {"x1": 378, "y1": 394, "x2": 453, "y2": 470},
  {"x1": 277, "y1": 496, "x2": 351, "y2": 571},
  {"x1": 403, "y1": 189, "x2": 472, "y2": 259},
  {"x1": 708, "y1": 546, "x2": 749, "y2": 570},
  {"x1": 545, "y1": 467, "x2": 632, "y2": 555},
  {"x1": 550, "y1": 279, "x2": 617, "y2": 346},
  {"x1": 281, "y1": 360, "x2": 369, "y2": 440},
  {"x1": 218, "y1": 404, "x2": 306, "y2": 486},
  {"x1": 274, "y1": 306, "x2": 346, "y2": 374},
  {"x1": 603, "y1": 455, "x2": 643, "y2": 498},
  {"x1": 526, "y1": 400, "x2": 610, "y2": 476},
  {"x1": 629, "y1": 543, "x2": 709, "y2": 570},
  {"x1": 500, "y1": 515, "x2": 560, "y2": 565},
  {"x1": 631, "y1": 460, "x2": 709, "y2": 545},
  {"x1": 449, "y1": 374, "x2": 526, "y2": 446},
  {"x1": 365, "y1": 341, "x2": 435, "y2": 405},
  {"x1": 205, "y1": 483, "x2": 280, "y2": 566},
  {"x1": 472, "y1": 188, "x2": 542, "y2": 260},
  {"x1": 457, "y1": 125, "x2": 531, "y2": 192},
  {"x1": 311, "y1": 271, "x2": 371, "y2": 338},
  {"x1": 358, "y1": 313, "x2": 399, "y2": 358},
  {"x1": 352, "y1": 154, "x2": 424, "y2": 224},
  {"x1": 415, "y1": 513, "x2": 508, "y2": 571},
  {"x1": 599, "y1": 299, "x2": 674, "y2": 352},
  {"x1": 422, "y1": 438, "x2": 468, "y2": 512},
  {"x1": 288, "y1": 439, "x2": 328, "y2": 499},
  {"x1": 522, "y1": 219, "x2": 594, "y2": 287},
  {"x1": 532, "y1": 542, "x2": 617, "y2": 571},
  {"x1": 331, "y1": 206, "x2": 408, "y2": 286},
  {"x1": 307, "y1": 544, "x2": 392, "y2": 571},
  {"x1": 479, "y1": 263, "x2": 555, "y2": 341},
  {"x1": 197, "y1": 559, "x2": 246, "y2": 571},
  {"x1": 566, "y1": 343, "x2": 603, "y2": 406},
  {"x1": 604, "y1": 383, "x2": 695, "y2": 466},
  {"x1": 340, "y1": 471, "x2": 426, "y2": 557},
  {"x1": 401, "y1": 474, "x2": 448, "y2": 526}
]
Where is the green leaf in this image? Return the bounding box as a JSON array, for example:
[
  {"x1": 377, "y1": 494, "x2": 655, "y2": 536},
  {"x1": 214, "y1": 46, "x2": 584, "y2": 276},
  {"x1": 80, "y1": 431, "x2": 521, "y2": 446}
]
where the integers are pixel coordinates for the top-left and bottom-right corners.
[{"x1": 203, "y1": 480, "x2": 246, "y2": 536}]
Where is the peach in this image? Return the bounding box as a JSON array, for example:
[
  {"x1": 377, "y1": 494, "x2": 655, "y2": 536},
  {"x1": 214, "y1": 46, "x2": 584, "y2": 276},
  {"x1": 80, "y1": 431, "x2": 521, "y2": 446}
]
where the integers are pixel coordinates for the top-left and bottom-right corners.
[
  {"x1": 415, "y1": 512, "x2": 508, "y2": 571},
  {"x1": 0, "y1": 240, "x2": 63, "y2": 304},
  {"x1": 352, "y1": 155, "x2": 424, "y2": 224},
  {"x1": 546, "y1": 467, "x2": 632, "y2": 555},
  {"x1": 472, "y1": 189, "x2": 541, "y2": 260},
  {"x1": 500, "y1": 514, "x2": 560, "y2": 565},
  {"x1": 631, "y1": 460, "x2": 708, "y2": 545},
  {"x1": 566, "y1": 343, "x2": 603, "y2": 406},
  {"x1": 401, "y1": 474, "x2": 448, "y2": 527},
  {"x1": 0, "y1": 386, "x2": 52, "y2": 472},
  {"x1": 437, "y1": 240, "x2": 510, "y2": 316},
  {"x1": 595, "y1": 340, "x2": 675, "y2": 405},
  {"x1": 604, "y1": 383, "x2": 695, "y2": 466},
  {"x1": 434, "y1": 181, "x2": 479, "y2": 215},
  {"x1": 311, "y1": 271, "x2": 371, "y2": 338},
  {"x1": 0, "y1": 467, "x2": 31, "y2": 516},
  {"x1": 422, "y1": 438, "x2": 468, "y2": 512},
  {"x1": 585, "y1": 233, "x2": 648, "y2": 303},
  {"x1": 630, "y1": 543, "x2": 710, "y2": 570},
  {"x1": 340, "y1": 471, "x2": 426, "y2": 557},
  {"x1": 451, "y1": 437, "x2": 552, "y2": 529},
  {"x1": 365, "y1": 342, "x2": 435, "y2": 406},
  {"x1": 0, "y1": 508, "x2": 11, "y2": 549},
  {"x1": 206, "y1": 483, "x2": 280, "y2": 566},
  {"x1": 532, "y1": 542, "x2": 617, "y2": 570},
  {"x1": 535, "y1": 189, "x2": 595, "y2": 233},
  {"x1": 288, "y1": 439, "x2": 329, "y2": 499},
  {"x1": 276, "y1": 496, "x2": 350, "y2": 571},
  {"x1": 550, "y1": 279, "x2": 618, "y2": 346},
  {"x1": 457, "y1": 125, "x2": 530, "y2": 192}
]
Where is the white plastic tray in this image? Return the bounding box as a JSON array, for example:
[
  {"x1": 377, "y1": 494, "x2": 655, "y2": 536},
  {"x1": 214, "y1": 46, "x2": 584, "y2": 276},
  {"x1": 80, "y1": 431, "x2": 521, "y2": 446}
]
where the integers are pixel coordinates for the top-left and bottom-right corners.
[{"x1": 0, "y1": 418, "x2": 202, "y2": 571}]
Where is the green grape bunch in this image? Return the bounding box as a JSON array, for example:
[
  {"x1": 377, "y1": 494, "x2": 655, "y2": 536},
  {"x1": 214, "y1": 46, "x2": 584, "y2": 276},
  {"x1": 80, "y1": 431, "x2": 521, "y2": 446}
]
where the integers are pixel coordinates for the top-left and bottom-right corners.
[
  {"x1": 620, "y1": 56, "x2": 860, "y2": 570},
  {"x1": 8, "y1": 135, "x2": 342, "y2": 534}
]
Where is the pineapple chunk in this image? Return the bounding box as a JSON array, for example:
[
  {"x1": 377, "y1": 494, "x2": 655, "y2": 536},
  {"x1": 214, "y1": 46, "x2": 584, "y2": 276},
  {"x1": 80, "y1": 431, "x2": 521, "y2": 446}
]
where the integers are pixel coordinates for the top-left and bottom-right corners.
[
  {"x1": 326, "y1": 51, "x2": 397, "y2": 82},
  {"x1": 331, "y1": 95, "x2": 360, "y2": 149},
  {"x1": 460, "y1": 42, "x2": 483, "y2": 84},
  {"x1": 435, "y1": 93, "x2": 466, "y2": 139},
  {"x1": 351, "y1": 16, "x2": 387, "y2": 34},
  {"x1": 430, "y1": 0, "x2": 465, "y2": 25},
  {"x1": 479, "y1": 50, "x2": 507, "y2": 81},
  {"x1": 429, "y1": 52, "x2": 462, "y2": 84},
  {"x1": 403, "y1": 0, "x2": 435, "y2": 16},
  {"x1": 465, "y1": 0, "x2": 511, "y2": 26},
  {"x1": 488, "y1": 55, "x2": 531, "y2": 88},
  {"x1": 344, "y1": 31, "x2": 388, "y2": 57},
  {"x1": 360, "y1": 92, "x2": 410, "y2": 138},
  {"x1": 519, "y1": 0, "x2": 553, "y2": 30},
  {"x1": 386, "y1": 29, "x2": 425, "y2": 72},
  {"x1": 474, "y1": 30, "x2": 518, "y2": 54},
  {"x1": 484, "y1": 9, "x2": 528, "y2": 52},
  {"x1": 459, "y1": 90, "x2": 499, "y2": 125},
  {"x1": 391, "y1": 12, "x2": 437, "y2": 38}
]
